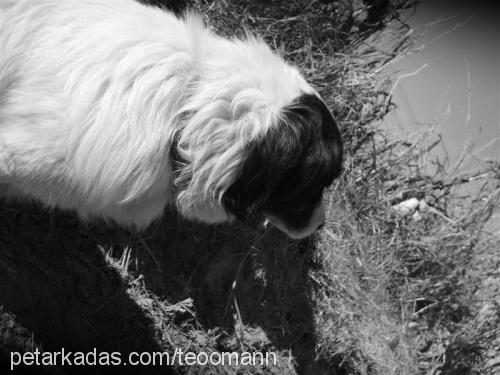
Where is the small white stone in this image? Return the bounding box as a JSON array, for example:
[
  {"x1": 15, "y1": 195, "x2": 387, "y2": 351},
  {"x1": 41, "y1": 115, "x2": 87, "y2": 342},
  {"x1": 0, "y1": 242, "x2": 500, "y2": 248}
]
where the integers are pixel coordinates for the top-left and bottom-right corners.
[{"x1": 392, "y1": 198, "x2": 420, "y2": 216}]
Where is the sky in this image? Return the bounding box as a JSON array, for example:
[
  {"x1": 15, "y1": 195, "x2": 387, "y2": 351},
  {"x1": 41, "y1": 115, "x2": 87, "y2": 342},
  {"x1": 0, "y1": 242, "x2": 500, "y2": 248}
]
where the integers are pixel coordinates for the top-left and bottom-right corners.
[{"x1": 387, "y1": 0, "x2": 500, "y2": 165}]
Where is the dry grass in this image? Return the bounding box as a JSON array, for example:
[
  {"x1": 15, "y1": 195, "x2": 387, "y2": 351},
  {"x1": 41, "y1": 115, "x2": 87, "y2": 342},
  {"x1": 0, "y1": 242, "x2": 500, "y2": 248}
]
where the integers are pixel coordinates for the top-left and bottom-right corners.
[{"x1": 1, "y1": 1, "x2": 500, "y2": 374}]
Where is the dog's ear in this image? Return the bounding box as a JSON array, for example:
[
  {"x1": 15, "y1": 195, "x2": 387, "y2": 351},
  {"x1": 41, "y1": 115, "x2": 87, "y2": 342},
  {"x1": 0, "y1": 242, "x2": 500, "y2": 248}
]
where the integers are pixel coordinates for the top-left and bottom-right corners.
[{"x1": 173, "y1": 86, "x2": 283, "y2": 219}]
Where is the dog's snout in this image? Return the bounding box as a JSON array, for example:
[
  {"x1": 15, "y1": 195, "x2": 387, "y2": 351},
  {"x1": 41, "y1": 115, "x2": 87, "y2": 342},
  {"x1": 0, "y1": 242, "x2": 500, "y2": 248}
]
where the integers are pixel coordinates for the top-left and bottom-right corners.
[{"x1": 317, "y1": 221, "x2": 325, "y2": 230}]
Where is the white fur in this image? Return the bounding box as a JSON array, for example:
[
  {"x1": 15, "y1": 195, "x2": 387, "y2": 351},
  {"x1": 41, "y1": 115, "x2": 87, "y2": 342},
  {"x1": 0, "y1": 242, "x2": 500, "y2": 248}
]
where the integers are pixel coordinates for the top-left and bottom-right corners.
[{"x1": 0, "y1": 0, "x2": 315, "y2": 230}]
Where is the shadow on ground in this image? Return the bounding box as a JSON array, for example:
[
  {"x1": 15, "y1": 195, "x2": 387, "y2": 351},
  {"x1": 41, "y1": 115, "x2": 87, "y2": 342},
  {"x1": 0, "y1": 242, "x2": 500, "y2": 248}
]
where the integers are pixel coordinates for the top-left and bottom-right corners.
[
  {"x1": 0, "y1": 200, "x2": 328, "y2": 374},
  {"x1": 0, "y1": 202, "x2": 170, "y2": 375}
]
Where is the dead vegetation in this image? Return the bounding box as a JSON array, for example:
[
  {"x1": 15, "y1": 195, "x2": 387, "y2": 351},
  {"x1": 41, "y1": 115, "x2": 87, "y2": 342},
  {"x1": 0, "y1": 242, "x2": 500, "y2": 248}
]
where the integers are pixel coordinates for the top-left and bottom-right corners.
[{"x1": 1, "y1": 1, "x2": 500, "y2": 374}]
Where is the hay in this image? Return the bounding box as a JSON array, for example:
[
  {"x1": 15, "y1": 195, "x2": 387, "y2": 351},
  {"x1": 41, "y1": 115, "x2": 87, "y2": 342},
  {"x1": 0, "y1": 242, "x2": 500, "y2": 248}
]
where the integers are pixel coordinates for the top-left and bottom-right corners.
[{"x1": 1, "y1": 1, "x2": 499, "y2": 374}]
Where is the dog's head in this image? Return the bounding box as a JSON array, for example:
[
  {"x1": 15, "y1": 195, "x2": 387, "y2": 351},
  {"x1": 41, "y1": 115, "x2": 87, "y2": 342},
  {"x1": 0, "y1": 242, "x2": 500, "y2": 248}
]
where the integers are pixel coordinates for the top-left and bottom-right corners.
[
  {"x1": 174, "y1": 93, "x2": 342, "y2": 239},
  {"x1": 172, "y1": 36, "x2": 342, "y2": 238}
]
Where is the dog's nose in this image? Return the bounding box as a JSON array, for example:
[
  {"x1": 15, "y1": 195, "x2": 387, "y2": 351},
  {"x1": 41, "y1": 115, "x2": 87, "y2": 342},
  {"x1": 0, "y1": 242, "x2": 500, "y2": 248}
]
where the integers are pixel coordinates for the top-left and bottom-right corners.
[{"x1": 317, "y1": 221, "x2": 325, "y2": 230}]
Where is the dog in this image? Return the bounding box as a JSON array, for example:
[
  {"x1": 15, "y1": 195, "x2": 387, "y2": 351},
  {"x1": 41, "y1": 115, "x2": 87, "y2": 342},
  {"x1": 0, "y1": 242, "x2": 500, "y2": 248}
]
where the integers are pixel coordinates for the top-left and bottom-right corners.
[{"x1": 0, "y1": 0, "x2": 343, "y2": 239}]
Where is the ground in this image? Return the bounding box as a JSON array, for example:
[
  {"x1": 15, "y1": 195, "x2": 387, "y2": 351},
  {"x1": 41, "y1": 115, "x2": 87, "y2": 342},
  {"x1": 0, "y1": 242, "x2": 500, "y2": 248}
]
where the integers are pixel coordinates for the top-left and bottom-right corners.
[{"x1": 1, "y1": 1, "x2": 500, "y2": 374}]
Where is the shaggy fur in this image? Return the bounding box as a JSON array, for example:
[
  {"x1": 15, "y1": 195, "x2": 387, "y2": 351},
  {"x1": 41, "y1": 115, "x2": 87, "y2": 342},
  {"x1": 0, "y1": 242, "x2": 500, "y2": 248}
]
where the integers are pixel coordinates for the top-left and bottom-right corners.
[{"x1": 0, "y1": 0, "x2": 342, "y2": 238}]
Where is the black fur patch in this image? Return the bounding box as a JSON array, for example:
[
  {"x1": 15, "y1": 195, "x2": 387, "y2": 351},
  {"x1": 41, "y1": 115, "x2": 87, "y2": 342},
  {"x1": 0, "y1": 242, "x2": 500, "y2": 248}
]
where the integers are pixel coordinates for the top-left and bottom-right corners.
[{"x1": 223, "y1": 93, "x2": 343, "y2": 229}]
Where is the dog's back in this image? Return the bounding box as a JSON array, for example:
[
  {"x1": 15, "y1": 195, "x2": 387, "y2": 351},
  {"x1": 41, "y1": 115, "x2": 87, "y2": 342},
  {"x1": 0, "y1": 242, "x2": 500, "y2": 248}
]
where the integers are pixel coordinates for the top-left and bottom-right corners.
[
  {"x1": 0, "y1": 0, "x2": 249, "y2": 226},
  {"x1": 0, "y1": 0, "x2": 194, "y2": 225}
]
